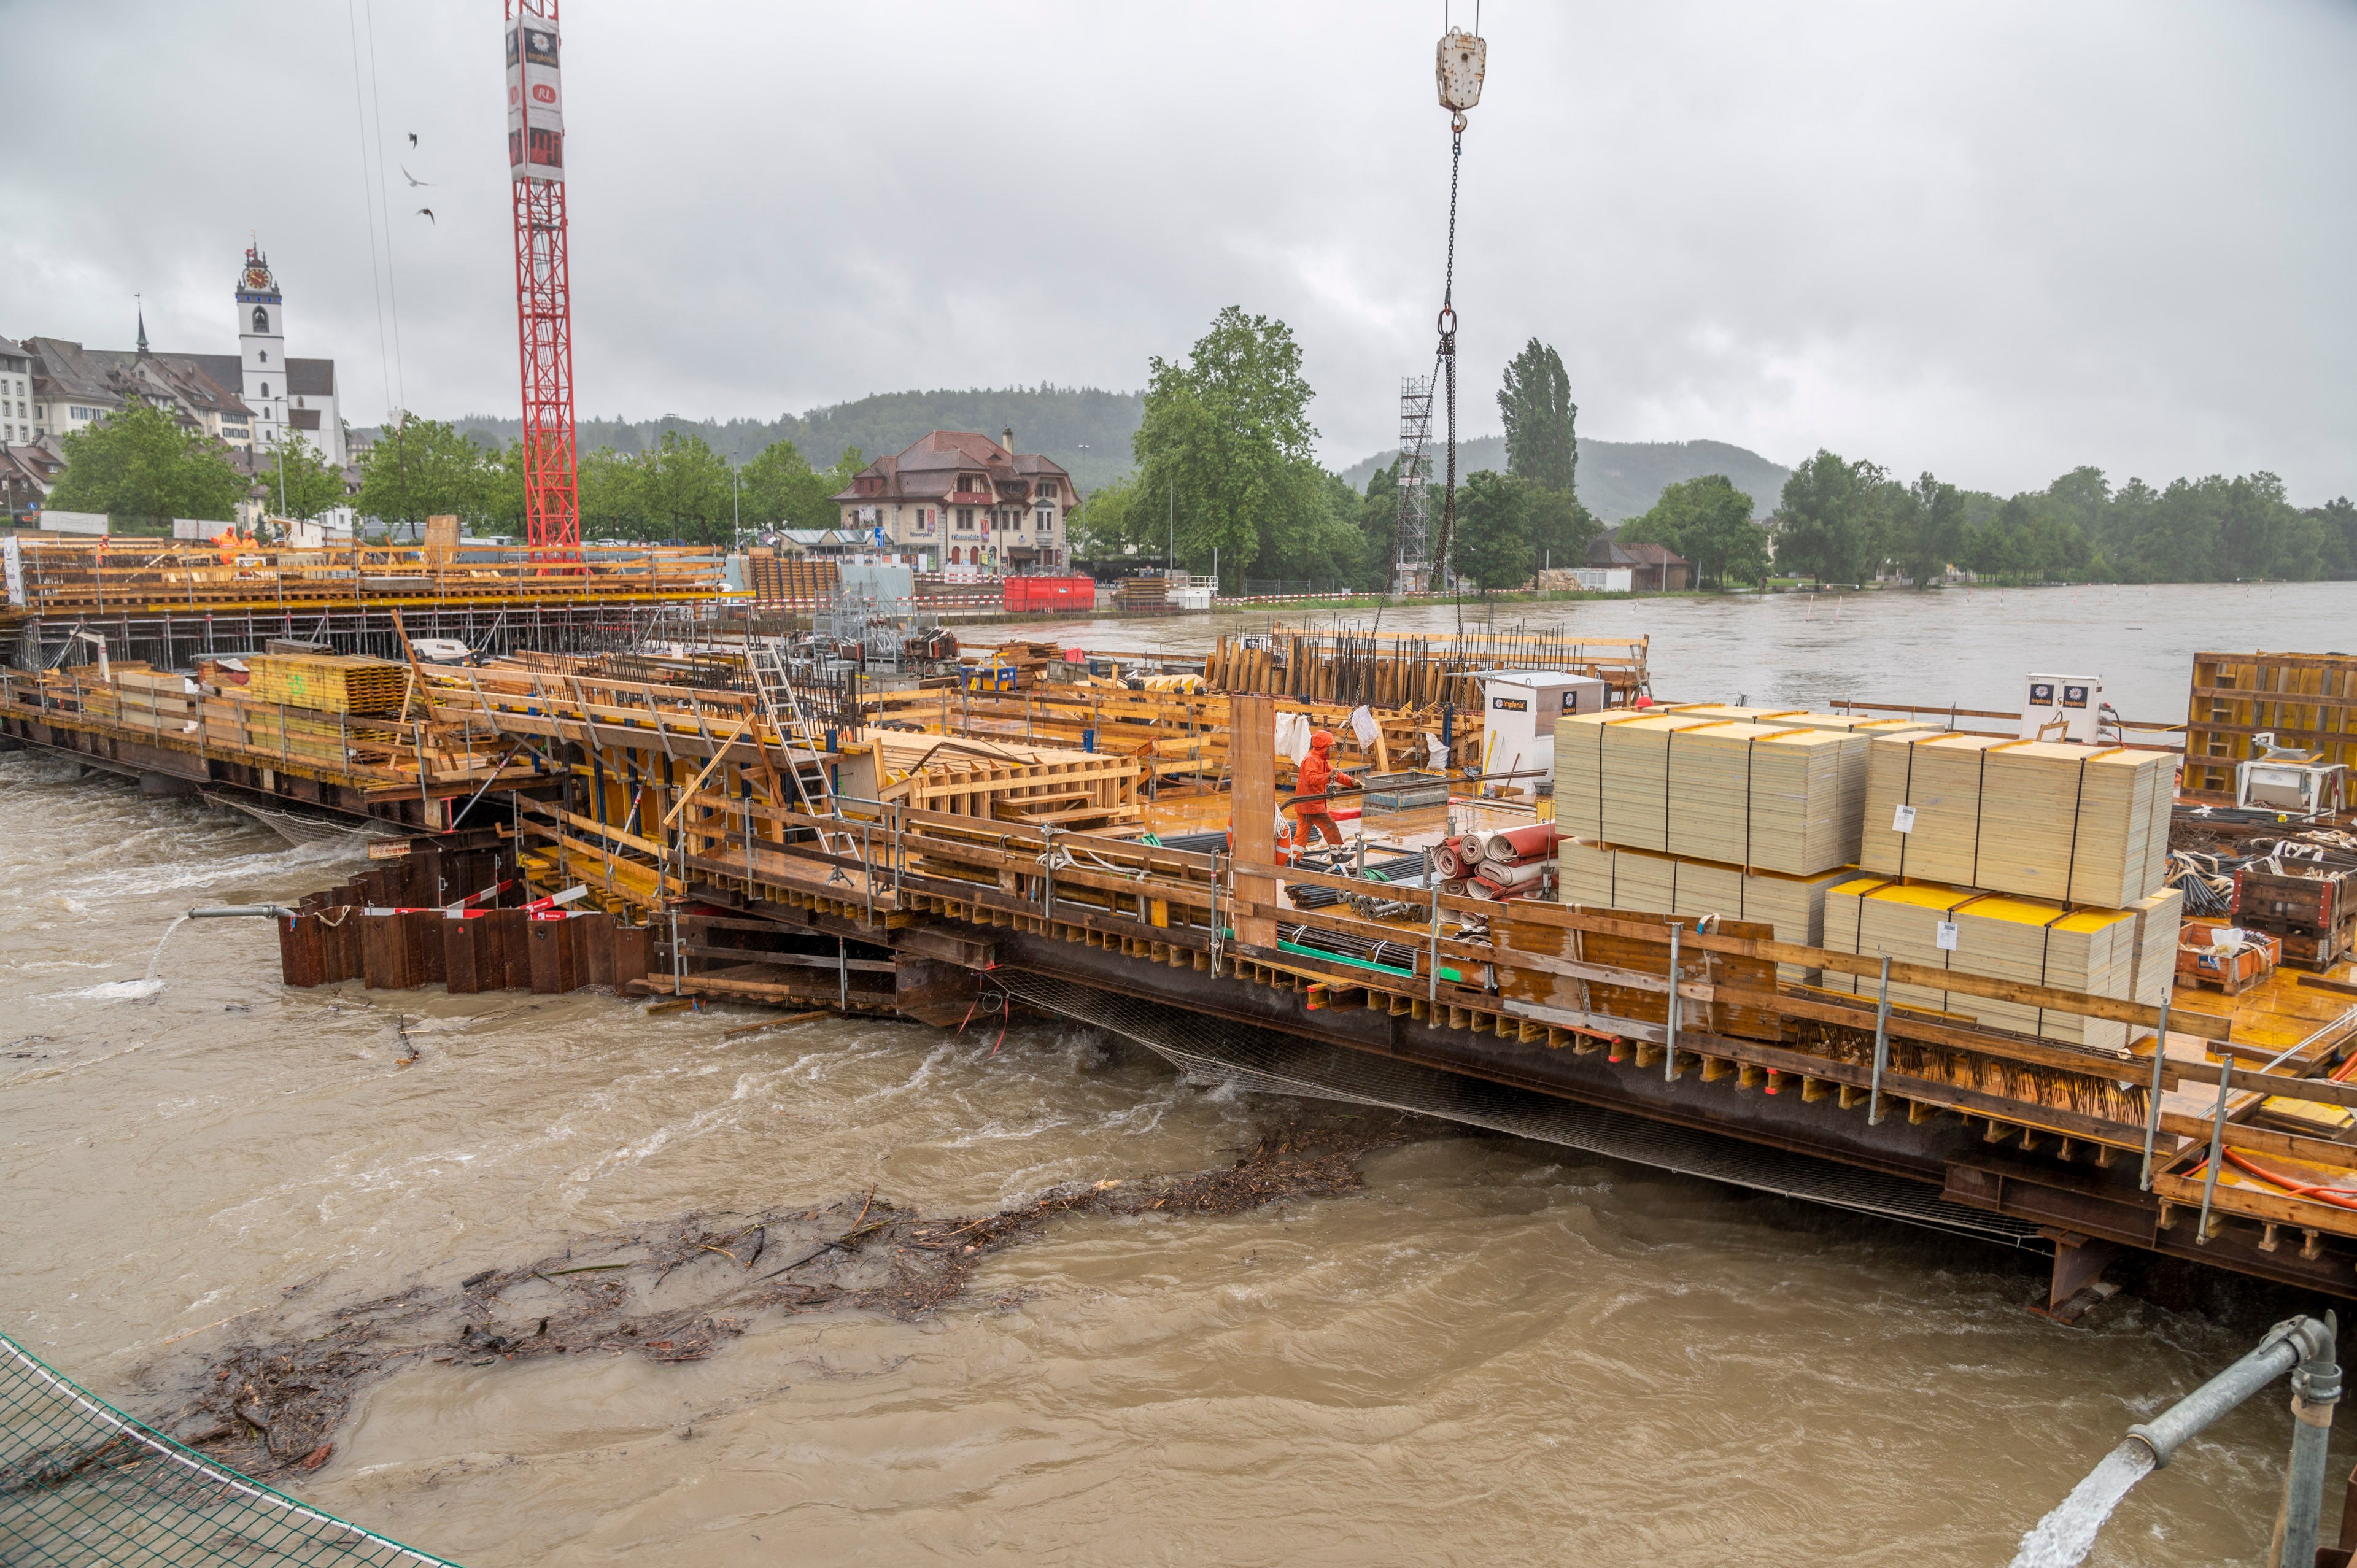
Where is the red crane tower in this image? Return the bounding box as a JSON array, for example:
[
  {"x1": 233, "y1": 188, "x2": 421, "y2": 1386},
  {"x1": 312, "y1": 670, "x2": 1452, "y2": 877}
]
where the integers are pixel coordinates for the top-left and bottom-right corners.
[{"x1": 504, "y1": 0, "x2": 579, "y2": 550}]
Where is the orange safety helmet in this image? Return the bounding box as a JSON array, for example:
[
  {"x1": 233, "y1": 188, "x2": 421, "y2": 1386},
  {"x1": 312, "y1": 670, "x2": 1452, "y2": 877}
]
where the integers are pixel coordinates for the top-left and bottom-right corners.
[{"x1": 1309, "y1": 728, "x2": 1334, "y2": 751}]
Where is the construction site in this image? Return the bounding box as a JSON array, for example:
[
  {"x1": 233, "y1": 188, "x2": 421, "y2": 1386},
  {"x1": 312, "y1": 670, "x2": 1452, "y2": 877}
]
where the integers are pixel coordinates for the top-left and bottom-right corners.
[{"x1": 9, "y1": 8, "x2": 2357, "y2": 1568}]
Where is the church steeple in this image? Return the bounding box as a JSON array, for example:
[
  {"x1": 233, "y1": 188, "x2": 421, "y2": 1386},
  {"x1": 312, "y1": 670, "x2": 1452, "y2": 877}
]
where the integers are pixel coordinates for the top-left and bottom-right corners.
[{"x1": 135, "y1": 295, "x2": 149, "y2": 357}]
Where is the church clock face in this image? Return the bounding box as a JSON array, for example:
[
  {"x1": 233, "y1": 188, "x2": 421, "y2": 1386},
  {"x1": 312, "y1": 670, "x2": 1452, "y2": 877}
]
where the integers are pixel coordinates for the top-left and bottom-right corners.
[{"x1": 244, "y1": 265, "x2": 271, "y2": 292}]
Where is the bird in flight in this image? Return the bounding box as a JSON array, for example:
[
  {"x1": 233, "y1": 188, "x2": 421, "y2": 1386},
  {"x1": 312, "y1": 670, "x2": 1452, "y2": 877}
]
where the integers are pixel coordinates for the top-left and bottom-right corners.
[
  {"x1": 401, "y1": 166, "x2": 433, "y2": 187},
  {"x1": 416, "y1": 208, "x2": 436, "y2": 223},
  {"x1": 408, "y1": 132, "x2": 419, "y2": 148}
]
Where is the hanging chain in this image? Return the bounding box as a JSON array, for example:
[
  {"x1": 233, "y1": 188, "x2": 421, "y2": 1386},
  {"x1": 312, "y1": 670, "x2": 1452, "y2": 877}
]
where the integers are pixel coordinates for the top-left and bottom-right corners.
[{"x1": 1430, "y1": 120, "x2": 1466, "y2": 586}]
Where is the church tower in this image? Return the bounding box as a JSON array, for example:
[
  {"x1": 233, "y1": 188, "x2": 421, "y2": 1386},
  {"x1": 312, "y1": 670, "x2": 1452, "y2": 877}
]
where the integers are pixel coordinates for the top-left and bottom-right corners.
[{"x1": 236, "y1": 242, "x2": 288, "y2": 449}]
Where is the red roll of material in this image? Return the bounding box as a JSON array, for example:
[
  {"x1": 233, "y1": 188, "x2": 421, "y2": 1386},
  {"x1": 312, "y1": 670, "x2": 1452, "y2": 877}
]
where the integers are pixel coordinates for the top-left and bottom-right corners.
[
  {"x1": 1433, "y1": 845, "x2": 1463, "y2": 879},
  {"x1": 1463, "y1": 880, "x2": 1495, "y2": 901},
  {"x1": 1482, "y1": 822, "x2": 1562, "y2": 863},
  {"x1": 1476, "y1": 859, "x2": 1549, "y2": 891}
]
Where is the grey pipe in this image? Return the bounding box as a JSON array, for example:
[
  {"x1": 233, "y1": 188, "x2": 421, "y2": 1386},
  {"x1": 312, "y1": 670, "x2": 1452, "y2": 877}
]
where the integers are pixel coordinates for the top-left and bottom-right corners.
[
  {"x1": 2125, "y1": 1315, "x2": 2336, "y2": 1470},
  {"x1": 186, "y1": 905, "x2": 299, "y2": 919},
  {"x1": 2278, "y1": 1315, "x2": 2341, "y2": 1568}
]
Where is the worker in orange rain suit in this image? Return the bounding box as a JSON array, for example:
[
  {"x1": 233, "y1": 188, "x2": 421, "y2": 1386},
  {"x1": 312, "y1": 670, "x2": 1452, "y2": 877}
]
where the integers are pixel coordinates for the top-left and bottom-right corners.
[{"x1": 1293, "y1": 729, "x2": 1355, "y2": 848}]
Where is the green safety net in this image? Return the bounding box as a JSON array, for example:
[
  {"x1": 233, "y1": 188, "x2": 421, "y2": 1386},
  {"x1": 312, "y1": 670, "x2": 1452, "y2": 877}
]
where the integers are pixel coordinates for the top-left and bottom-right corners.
[{"x1": 0, "y1": 1332, "x2": 461, "y2": 1567}]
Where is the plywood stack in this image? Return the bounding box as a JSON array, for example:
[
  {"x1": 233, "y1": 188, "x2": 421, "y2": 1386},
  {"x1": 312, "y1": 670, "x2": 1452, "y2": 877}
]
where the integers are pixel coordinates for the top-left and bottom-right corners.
[
  {"x1": 1860, "y1": 734, "x2": 2173, "y2": 906},
  {"x1": 2128, "y1": 886, "x2": 2187, "y2": 1006},
  {"x1": 1822, "y1": 879, "x2": 1980, "y2": 1014},
  {"x1": 1856, "y1": 734, "x2": 2010, "y2": 886},
  {"x1": 1668, "y1": 705, "x2": 1927, "y2": 740},
  {"x1": 1560, "y1": 838, "x2": 1850, "y2": 981},
  {"x1": 199, "y1": 695, "x2": 404, "y2": 766},
  {"x1": 1554, "y1": 711, "x2": 1649, "y2": 840},
  {"x1": 1822, "y1": 876, "x2": 2140, "y2": 1052},
  {"x1": 1598, "y1": 714, "x2": 1717, "y2": 851},
  {"x1": 244, "y1": 653, "x2": 411, "y2": 716}
]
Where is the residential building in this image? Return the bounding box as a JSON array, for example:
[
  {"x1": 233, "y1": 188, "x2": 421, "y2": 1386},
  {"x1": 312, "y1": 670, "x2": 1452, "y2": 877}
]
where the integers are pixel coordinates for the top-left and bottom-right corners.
[
  {"x1": 833, "y1": 427, "x2": 1073, "y2": 573},
  {"x1": 1587, "y1": 527, "x2": 1693, "y2": 590},
  {"x1": 0, "y1": 440, "x2": 63, "y2": 521},
  {"x1": 0, "y1": 338, "x2": 34, "y2": 446},
  {"x1": 24, "y1": 330, "x2": 252, "y2": 451},
  {"x1": 17, "y1": 241, "x2": 344, "y2": 465}
]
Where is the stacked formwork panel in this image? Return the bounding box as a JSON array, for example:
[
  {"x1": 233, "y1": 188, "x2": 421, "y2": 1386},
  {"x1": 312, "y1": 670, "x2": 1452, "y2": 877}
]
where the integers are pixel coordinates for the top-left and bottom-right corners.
[{"x1": 2183, "y1": 650, "x2": 2357, "y2": 803}]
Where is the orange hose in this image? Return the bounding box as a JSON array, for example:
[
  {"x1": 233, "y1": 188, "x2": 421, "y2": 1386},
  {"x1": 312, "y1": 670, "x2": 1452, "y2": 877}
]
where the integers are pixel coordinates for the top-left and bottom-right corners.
[{"x1": 2218, "y1": 1148, "x2": 2357, "y2": 1211}]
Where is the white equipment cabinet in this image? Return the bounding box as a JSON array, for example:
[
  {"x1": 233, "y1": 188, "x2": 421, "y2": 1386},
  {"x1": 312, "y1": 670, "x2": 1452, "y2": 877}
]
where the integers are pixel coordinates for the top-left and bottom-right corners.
[
  {"x1": 2021, "y1": 673, "x2": 2107, "y2": 742},
  {"x1": 1477, "y1": 670, "x2": 1606, "y2": 784}
]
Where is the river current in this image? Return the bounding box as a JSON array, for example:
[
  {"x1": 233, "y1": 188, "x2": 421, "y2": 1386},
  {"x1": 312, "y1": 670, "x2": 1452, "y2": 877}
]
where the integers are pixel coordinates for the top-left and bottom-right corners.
[{"x1": 4, "y1": 581, "x2": 2349, "y2": 1564}]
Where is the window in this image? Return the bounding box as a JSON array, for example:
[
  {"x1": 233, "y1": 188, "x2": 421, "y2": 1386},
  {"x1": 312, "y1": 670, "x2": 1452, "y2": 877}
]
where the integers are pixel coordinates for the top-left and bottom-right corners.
[
  {"x1": 956, "y1": 507, "x2": 975, "y2": 532},
  {"x1": 252, "y1": 306, "x2": 269, "y2": 333},
  {"x1": 260, "y1": 382, "x2": 269, "y2": 398},
  {"x1": 1036, "y1": 508, "x2": 1053, "y2": 533},
  {"x1": 258, "y1": 350, "x2": 268, "y2": 364}
]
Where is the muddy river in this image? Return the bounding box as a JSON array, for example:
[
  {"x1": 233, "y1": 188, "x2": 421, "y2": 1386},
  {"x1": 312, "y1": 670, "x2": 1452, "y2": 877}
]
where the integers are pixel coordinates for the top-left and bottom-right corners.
[{"x1": 4, "y1": 582, "x2": 2348, "y2": 1565}]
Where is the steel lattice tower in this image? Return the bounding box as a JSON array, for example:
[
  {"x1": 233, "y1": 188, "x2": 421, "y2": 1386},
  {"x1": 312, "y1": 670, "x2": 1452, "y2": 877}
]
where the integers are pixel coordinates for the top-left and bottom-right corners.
[
  {"x1": 1390, "y1": 374, "x2": 1434, "y2": 593},
  {"x1": 506, "y1": 0, "x2": 579, "y2": 550}
]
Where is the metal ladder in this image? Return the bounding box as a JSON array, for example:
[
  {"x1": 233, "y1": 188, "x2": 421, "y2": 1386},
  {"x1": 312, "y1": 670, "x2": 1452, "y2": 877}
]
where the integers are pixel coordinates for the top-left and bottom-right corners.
[{"x1": 745, "y1": 636, "x2": 838, "y2": 824}]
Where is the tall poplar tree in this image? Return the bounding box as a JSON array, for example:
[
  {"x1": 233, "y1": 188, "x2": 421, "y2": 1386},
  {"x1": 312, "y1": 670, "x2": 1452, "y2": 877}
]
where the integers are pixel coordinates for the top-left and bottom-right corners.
[{"x1": 1497, "y1": 339, "x2": 1577, "y2": 498}]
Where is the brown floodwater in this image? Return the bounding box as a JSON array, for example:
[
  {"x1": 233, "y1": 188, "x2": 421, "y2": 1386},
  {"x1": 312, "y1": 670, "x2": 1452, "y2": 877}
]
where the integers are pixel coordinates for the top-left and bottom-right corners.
[{"x1": 5, "y1": 584, "x2": 2350, "y2": 1566}]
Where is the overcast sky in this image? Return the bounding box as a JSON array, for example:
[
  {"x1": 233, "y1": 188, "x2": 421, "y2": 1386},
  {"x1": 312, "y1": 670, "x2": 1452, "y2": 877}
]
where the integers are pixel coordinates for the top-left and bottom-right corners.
[{"x1": 7, "y1": 1, "x2": 2353, "y2": 500}]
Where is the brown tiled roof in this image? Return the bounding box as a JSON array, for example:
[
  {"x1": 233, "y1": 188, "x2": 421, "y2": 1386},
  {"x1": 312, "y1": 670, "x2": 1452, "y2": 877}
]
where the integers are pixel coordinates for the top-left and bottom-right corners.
[{"x1": 831, "y1": 430, "x2": 1073, "y2": 504}]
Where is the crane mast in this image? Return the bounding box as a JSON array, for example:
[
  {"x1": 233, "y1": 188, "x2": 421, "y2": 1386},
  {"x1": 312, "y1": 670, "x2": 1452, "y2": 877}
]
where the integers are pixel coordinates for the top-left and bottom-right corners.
[{"x1": 505, "y1": 0, "x2": 580, "y2": 551}]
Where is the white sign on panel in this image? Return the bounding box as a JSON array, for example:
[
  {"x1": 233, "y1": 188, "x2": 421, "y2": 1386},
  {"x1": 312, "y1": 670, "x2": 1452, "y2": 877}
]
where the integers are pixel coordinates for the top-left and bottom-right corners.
[{"x1": 506, "y1": 18, "x2": 565, "y2": 182}]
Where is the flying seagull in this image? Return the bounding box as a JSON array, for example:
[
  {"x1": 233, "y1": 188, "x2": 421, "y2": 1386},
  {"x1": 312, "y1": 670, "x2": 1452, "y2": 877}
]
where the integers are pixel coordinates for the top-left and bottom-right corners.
[
  {"x1": 408, "y1": 132, "x2": 418, "y2": 148},
  {"x1": 416, "y1": 208, "x2": 435, "y2": 223},
  {"x1": 401, "y1": 166, "x2": 433, "y2": 187}
]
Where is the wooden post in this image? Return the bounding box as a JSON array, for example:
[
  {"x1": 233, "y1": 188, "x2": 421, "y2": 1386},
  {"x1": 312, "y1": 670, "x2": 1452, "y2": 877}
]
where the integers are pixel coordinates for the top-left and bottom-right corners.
[{"x1": 1231, "y1": 693, "x2": 1279, "y2": 953}]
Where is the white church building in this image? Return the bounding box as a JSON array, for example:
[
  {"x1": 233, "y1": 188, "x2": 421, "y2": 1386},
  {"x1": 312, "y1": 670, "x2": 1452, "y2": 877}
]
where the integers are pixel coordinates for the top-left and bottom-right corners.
[{"x1": 206, "y1": 243, "x2": 347, "y2": 466}]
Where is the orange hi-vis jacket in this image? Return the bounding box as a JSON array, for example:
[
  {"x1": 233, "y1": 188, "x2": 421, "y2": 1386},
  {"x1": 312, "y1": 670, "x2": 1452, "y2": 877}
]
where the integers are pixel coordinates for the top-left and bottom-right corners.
[{"x1": 1296, "y1": 744, "x2": 1350, "y2": 814}]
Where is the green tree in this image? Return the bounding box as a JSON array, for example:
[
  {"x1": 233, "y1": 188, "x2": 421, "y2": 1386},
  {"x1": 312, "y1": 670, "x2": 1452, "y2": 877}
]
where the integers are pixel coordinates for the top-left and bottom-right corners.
[
  {"x1": 1527, "y1": 485, "x2": 1601, "y2": 578},
  {"x1": 575, "y1": 447, "x2": 638, "y2": 540},
  {"x1": 1773, "y1": 450, "x2": 1884, "y2": 584},
  {"x1": 1133, "y1": 305, "x2": 1327, "y2": 590},
  {"x1": 1070, "y1": 475, "x2": 1135, "y2": 560},
  {"x1": 1498, "y1": 338, "x2": 1577, "y2": 496},
  {"x1": 264, "y1": 430, "x2": 348, "y2": 524},
  {"x1": 356, "y1": 415, "x2": 493, "y2": 539},
  {"x1": 2312, "y1": 496, "x2": 2357, "y2": 579},
  {"x1": 1889, "y1": 472, "x2": 1966, "y2": 588},
  {"x1": 45, "y1": 400, "x2": 247, "y2": 531},
  {"x1": 1452, "y1": 470, "x2": 1535, "y2": 594},
  {"x1": 629, "y1": 430, "x2": 734, "y2": 543},
  {"x1": 1621, "y1": 474, "x2": 1767, "y2": 588}
]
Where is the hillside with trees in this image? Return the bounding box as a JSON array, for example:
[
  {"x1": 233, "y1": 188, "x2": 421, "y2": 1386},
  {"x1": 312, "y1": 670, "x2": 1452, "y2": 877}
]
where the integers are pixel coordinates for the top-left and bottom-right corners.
[
  {"x1": 438, "y1": 387, "x2": 1145, "y2": 495},
  {"x1": 1769, "y1": 454, "x2": 2357, "y2": 587},
  {"x1": 1337, "y1": 435, "x2": 1792, "y2": 522}
]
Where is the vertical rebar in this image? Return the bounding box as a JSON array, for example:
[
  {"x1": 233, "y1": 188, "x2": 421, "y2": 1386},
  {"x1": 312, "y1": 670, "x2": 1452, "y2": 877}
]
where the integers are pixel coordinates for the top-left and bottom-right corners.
[
  {"x1": 1663, "y1": 924, "x2": 1681, "y2": 1082},
  {"x1": 2140, "y1": 997, "x2": 2173, "y2": 1189},
  {"x1": 1868, "y1": 955, "x2": 1892, "y2": 1124},
  {"x1": 2197, "y1": 1052, "x2": 2233, "y2": 1243}
]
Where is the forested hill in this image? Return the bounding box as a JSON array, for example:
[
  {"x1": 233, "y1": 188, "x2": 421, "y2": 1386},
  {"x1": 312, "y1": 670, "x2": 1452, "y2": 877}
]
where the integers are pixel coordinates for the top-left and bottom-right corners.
[
  {"x1": 1335, "y1": 436, "x2": 1794, "y2": 522},
  {"x1": 434, "y1": 390, "x2": 1786, "y2": 518},
  {"x1": 445, "y1": 387, "x2": 1147, "y2": 493}
]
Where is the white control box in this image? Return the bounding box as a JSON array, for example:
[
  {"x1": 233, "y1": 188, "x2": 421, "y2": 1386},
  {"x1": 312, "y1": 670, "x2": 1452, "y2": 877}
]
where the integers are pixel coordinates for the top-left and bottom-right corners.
[{"x1": 2021, "y1": 673, "x2": 2105, "y2": 743}]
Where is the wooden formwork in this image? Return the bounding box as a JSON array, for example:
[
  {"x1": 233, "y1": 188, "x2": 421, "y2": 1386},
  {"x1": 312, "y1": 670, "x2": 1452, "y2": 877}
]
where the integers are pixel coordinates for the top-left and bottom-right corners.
[
  {"x1": 1, "y1": 538, "x2": 724, "y2": 614},
  {"x1": 2182, "y1": 650, "x2": 2357, "y2": 801},
  {"x1": 860, "y1": 730, "x2": 1140, "y2": 828}
]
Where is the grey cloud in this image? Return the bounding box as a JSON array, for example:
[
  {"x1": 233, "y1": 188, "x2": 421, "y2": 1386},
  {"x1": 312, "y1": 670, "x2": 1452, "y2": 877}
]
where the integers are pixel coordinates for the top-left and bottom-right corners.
[{"x1": 5, "y1": 0, "x2": 2350, "y2": 500}]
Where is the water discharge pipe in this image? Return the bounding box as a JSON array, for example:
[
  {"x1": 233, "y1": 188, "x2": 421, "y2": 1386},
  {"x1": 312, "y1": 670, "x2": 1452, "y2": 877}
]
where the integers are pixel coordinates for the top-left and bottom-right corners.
[
  {"x1": 186, "y1": 905, "x2": 300, "y2": 919},
  {"x1": 2125, "y1": 1315, "x2": 2334, "y2": 1470},
  {"x1": 2016, "y1": 1314, "x2": 2340, "y2": 1568},
  {"x1": 2124, "y1": 1312, "x2": 2338, "y2": 1568}
]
